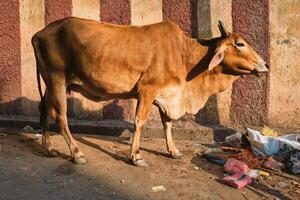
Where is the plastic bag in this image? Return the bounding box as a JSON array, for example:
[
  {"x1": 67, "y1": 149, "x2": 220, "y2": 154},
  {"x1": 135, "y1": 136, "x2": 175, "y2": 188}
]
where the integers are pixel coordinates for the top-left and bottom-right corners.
[{"x1": 246, "y1": 128, "x2": 300, "y2": 157}]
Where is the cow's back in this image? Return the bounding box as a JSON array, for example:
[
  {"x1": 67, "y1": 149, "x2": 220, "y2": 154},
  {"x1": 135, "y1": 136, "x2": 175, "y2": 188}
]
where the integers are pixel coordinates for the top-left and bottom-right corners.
[{"x1": 34, "y1": 17, "x2": 187, "y2": 96}]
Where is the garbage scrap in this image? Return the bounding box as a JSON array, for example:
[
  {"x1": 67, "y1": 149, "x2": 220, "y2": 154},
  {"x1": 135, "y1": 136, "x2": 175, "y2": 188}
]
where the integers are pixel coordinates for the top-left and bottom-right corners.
[
  {"x1": 203, "y1": 147, "x2": 263, "y2": 168},
  {"x1": 223, "y1": 158, "x2": 252, "y2": 189},
  {"x1": 225, "y1": 133, "x2": 243, "y2": 147},
  {"x1": 261, "y1": 126, "x2": 278, "y2": 137},
  {"x1": 0, "y1": 133, "x2": 7, "y2": 137},
  {"x1": 262, "y1": 157, "x2": 285, "y2": 171},
  {"x1": 246, "y1": 128, "x2": 300, "y2": 157},
  {"x1": 152, "y1": 185, "x2": 166, "y2": 192},
  {"x1": 202, "y1": 127, "x2": 300, "y2": 189},
  {"x1": 23, "y1": 125, "x2": 34, "y2": 131}
]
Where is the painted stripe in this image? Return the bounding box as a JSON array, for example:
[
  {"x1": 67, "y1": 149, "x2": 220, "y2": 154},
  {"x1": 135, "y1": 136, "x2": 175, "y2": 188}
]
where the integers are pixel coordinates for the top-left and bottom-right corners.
[
  {"x1": 231, "y1": 0, "x2": 269, "y2": 126},
  {"x1": 211, "y1": 0, "x2": 232, "y2": 125},
  {"x1": 268, "y1": 1, "x2": 300, "y2": 128},
  {"x1": 191, "y1": 0, "x2": 233, "y2": 125},
  {"x1": 131, "y1": 0, "x2": 162, "y2": 25},
  {"x1": 72, "y1": 0, "x2": 100, "y2": 21},
  {"x1": 100, "y1": 0, "x2": 131, "y2": 25},
  {"x1": 130, "y1": 0, "x2": 163, "y2": 122},
  {"x1": 45, "y1": 0, "x2": 72, "y2": 25},
  {"x1": 0, "y1": 0, "x2": 21, "y2": 114},
  {"x1": 71, "y1": 0, "x2": 103, "y2": 120},
  {"x1": 20, "y1": 0, "x2": 45, "y2": 116}
]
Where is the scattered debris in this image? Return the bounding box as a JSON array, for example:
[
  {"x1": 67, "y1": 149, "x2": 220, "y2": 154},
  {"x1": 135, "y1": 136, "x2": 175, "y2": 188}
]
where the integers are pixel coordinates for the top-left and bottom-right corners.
[
  {"x1": 262, "y1": 157, "x2": 284, "y2": 171},
  {"x1": 152, "y1": 185, "x2": 166, "y2": 192},
  {"x1": 33, "y1": 151, "x2": 43, "y2": 156},
  {"x1": 242, "y1": 192, "x2": 248, "y2": 200},
  {"x1": 261, "y1": 126, "x2": 278, "y2": 137},
  {"x1": 292, "y1": 181, "x2": 300, "y2": 187},
  {"x1": 203, "y1": 147, "x2": 263, "y2": 168},
  {"x1": 202, "y1": 127, "x2": 300, "y2": 189},
  {"x1": 246, "y1": 128, "x2": 300, "y2": 157},
  {"x1": 209, "y1": 175, "x2": 215, "y2": 179},
  {"x1": 245, "y1": 169, "x2": 269, "y2": 179},
  {"x1": 193, "y1": 166, "x2": 199, "y2": 170},
  {"x1": 141, "y1": 138, "x2": 153, "y2": 141},
  {"x1": 202, "y1": 148, "x2": 227, "y2": 165},
  {"x1": 222, "y1": 158, "x2": 252, "y2": 189},
  {"x1": 192, "y1": 143, "x2": 202, "y2": 147},
  {"x1": 23, "y1": 125, "x2": 34, "y2": 131},
  {"x1": 0, "y1": 133, "x2": 7, "y2": 137},
  {"x1": 19, "y1": 138, "x2": 35, "y2": 142},
  {"x1": 225, "y1": 132, "x2": 243, "y2": 147},
  {"x1": 277, "y1": 181, "x2": 288, "y2": 188}
]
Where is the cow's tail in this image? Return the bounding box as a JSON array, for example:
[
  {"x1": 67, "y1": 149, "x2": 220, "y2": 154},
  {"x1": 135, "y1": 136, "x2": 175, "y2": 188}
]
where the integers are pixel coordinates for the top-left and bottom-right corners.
[{"x1": 31, "y1": 35, "x2": 46, "y2": 129}]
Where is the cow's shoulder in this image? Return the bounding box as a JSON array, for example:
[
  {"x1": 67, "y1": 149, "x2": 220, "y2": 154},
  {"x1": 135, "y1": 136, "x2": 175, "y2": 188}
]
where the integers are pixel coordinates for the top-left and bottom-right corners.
[{"x1": 160, "y1": 20, "x2": 183, "y2": 33}]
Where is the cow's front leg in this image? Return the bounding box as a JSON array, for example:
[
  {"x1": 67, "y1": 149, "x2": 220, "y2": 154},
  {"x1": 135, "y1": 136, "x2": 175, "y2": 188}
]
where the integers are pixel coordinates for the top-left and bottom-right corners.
[
  {"x1": 131, "y1": 92, "x2": 154, "y2": 167},
  {"x1": 159, "y1": 110, "x2": 182, "y2": 159}
]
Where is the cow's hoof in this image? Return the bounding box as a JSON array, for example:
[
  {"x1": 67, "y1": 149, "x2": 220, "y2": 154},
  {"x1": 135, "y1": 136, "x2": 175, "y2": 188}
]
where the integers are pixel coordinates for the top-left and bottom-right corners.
[
  {"x1": 133, "y1": 159, "x2": 148, "y2": 167},
  {"x1": 171, "y1": 151, "x2": 183, "y2": 159},
  {"x1": 46, "y1": 149, "x2": 59, "y2": 157},
  {"x1": 74, "y1": 157, "x2": 88, "y2": 165}
]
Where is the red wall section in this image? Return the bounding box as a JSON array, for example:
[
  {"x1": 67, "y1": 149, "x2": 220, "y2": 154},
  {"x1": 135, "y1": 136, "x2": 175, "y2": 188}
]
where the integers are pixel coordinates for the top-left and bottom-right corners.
[
  {"x1": 162, "y1": 0, "x2": 197, "y2": 37},
  {"x1": 45, "y1": 0, "x2": 72, "y2": 25},
  {"x1": 0, "y1": 0, "x2": 21, "y2": 114},
  {"x1": 100, "y1": 0, "x2": 131, "y2": 25},
  {"x1": 231, "y1": 0, "x2": 269, "y2": 126}
]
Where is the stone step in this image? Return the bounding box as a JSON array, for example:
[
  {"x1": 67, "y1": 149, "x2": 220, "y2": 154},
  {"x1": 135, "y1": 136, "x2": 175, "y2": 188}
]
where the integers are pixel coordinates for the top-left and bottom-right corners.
[{"x1": 0, "y1": 115, "x2": 236, "y2": 142}]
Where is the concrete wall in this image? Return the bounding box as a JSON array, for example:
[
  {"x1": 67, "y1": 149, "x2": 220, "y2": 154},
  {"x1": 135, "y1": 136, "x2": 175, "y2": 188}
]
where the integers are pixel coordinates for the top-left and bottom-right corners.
[
  {"x1": 0, "y1": 0, "x2": 299, "y2": 129},
  {"x1": 268, "y1": 0, "x2": 300, "y2": 128},
  {"x1": 131, "y1": 0, "x2": 162, "y2": 25},
  {"x1": 196, "y1": 0, "x2": 233, "y2": 125},
  {"x1": 20, "y1": 0, "x2": 45, "y2": 116}
]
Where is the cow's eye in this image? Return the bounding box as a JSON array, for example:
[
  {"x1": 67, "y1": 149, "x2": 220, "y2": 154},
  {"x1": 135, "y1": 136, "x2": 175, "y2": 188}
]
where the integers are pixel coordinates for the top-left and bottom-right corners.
[{"x1": 236, "y1": 42, "x2": 245, "y2": 47}]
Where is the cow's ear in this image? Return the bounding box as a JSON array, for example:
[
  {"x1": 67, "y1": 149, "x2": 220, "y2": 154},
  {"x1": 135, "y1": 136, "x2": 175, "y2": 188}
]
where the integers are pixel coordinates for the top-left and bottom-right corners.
[{"x1": 208, "y1": 47, "x2": 225, "y2": 70}]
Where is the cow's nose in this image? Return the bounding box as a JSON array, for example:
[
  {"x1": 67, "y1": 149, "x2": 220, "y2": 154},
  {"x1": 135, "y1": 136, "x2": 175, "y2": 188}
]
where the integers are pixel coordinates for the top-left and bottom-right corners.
[{"x1": 265, "y1": 63, "x2": 269, "y2": 69}]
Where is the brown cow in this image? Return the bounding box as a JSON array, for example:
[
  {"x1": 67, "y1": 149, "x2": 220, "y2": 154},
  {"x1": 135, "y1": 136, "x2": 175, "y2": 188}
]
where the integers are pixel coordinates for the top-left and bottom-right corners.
[{"x1": 32, "y1": 17, "x2": 268, "y2": 167}]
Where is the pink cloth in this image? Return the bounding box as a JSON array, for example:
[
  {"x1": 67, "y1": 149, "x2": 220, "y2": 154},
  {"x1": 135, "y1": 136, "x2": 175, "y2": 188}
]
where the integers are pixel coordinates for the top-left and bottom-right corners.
[
  {"x1": 224, "y1": 158, "x2": 250, "y2": 174},
  {"x1": 223, "y1": 158, "x2": 252, "y2": 189}
]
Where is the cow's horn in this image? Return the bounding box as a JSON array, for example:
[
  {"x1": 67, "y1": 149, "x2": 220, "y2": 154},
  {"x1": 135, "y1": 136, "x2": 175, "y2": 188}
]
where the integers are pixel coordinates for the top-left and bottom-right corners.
[{"x1": 218, "y1": 20, "x2": 228, "y2": 37}]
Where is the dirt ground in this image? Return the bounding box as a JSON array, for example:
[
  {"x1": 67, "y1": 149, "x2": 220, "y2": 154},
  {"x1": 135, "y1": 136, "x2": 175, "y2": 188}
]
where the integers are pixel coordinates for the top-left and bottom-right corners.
[{"x1": 0, "y1": 128, "x2": 299, "y2": 200}]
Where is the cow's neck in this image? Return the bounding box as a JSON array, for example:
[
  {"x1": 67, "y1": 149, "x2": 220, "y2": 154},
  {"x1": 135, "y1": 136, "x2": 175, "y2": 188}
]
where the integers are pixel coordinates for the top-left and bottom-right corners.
[{"x1": 184, "y1": 38, "x2": 238, "y2": 114}]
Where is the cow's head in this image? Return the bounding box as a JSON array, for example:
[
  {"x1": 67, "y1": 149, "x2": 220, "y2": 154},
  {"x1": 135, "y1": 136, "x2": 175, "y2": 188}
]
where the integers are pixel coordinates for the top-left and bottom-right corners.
[{"x1": 198, "y1": 21, "x2": 269, "y2": 76}]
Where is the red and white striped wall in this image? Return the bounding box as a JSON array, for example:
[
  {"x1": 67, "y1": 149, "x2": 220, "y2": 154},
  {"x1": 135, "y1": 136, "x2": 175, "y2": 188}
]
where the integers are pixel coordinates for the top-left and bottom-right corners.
[{"x1": 0, "y1": 0, "x2": 299, "y2": 128}]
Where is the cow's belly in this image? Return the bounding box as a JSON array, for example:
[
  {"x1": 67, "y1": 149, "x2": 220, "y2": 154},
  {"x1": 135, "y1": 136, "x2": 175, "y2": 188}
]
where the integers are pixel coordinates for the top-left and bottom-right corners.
[
  {"x1": 70, "y1": 67, "x2": 141, "y2": 97},
  {"x1": 154, "y1": 86, "x2": 185, "y2": 120},
  {"x1": 68, "y1": 76, "x2": 136, "y2": 101}
]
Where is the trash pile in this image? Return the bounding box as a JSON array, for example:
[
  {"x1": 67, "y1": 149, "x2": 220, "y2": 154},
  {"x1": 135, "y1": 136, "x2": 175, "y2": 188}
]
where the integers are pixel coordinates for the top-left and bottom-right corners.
[{"x1": 202, "y1": 127, "x2": 300, "y2": 189}]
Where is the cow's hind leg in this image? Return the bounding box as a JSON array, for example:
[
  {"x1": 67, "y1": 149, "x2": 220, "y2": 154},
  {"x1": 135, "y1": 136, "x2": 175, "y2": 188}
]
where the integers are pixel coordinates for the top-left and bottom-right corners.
[
  {"x1": 159, "y1": 109, "x2": 182, "y2": 159},
  {"x1": 40, "y1": 89, "x2": 59, "y2": 157},
  {"x1": 50, "y1": 80, "x2": 87, "y2": 164},
  {"x1": 131, "y1": 92, "x2": 154, "y2": 167}
]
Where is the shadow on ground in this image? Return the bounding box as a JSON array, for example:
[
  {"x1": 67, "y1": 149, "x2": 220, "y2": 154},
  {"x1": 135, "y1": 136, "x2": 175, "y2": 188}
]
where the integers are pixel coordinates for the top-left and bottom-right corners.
[{"x1": 0, "y1": 133, "x2": 135, "y2": 200}]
